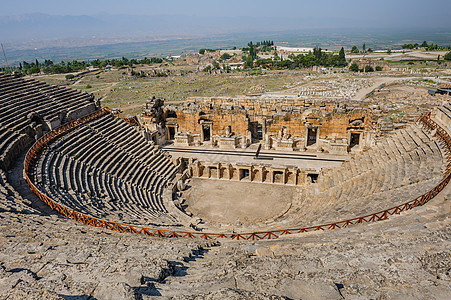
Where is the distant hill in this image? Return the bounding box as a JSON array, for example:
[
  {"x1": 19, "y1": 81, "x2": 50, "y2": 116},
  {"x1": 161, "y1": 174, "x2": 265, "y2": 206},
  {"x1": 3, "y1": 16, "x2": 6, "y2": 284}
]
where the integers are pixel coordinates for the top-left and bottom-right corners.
[
  {"x1": 0, "y1": 13, "x2": 450, "y2": 67},
  {"x1": 0, "y1": 13, "x2": 297, "y2": 46},
  {"x1": 0, "y1": 13, "x2": 103, "y2": 41}
]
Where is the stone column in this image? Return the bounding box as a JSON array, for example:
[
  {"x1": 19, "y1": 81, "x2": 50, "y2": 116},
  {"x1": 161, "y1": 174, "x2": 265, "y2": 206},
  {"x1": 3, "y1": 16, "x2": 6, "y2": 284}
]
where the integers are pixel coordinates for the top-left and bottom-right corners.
[
  {"x1": 316, "y1": 127, "x2": 321, "y2": 151},
  {"x1": 347, "y1": 131, "x2": 351, "y2": 151},
  {"x1": 200, "y1": 124, "x2": 204, "y2": 142},
  {"x1": 209, "y1": 125, "x2": 213, "y2": 142},
  {"x1": 193, "y1": 161, "x2": 200, "y2": 177},
  {"x1": 358, "y1": 132, "x2": 364, "y2": 150}
]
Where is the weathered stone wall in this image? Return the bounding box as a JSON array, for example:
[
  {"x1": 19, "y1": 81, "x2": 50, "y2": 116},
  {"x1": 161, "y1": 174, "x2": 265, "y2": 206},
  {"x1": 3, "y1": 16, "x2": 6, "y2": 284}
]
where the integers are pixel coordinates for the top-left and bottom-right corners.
[
  {"x1": 176, "y1": 110, "x2": 250, "y2": 136},
  {"x1": 140, "y1": 96, "x2": 375, "y2": 153},
  {"x1": 187, "y1": 160, "x2": 319, "y2": 186},
  {"x1": 174, "y1": 97, "x2": 372, "y2": 142}
]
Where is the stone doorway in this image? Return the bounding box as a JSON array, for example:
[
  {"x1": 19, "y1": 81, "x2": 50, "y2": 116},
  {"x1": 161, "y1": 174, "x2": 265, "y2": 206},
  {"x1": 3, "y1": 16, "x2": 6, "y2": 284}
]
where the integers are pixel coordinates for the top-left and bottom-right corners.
[
  {"x1": 168, "y1": 126, "x2": 176, "y2": 140},
  {"x1": 240, "y1": 169, "x2": 250, "y2": 180},
  {"x1": 202, "y1": 124, "x2": 211, "y2": 141},
  {"x1": 257, "y1": 124, "x2": 263, "y2": 140},
  {"x1": 307, "y1": 173, "x2": 318, "y2": 183},
  {"x1": 273, "y1": 171, "x2": 284, "y2": 184},
  {"x1": 350, "y1": 132, "x2": 361, "y2": 149},
  {"x1": 209, "y1": 166, "x2": 218, "y2": 178},
  {"x1": 151, "y1": 133, "x2": 158, "y2": 144},
  {"x1": 307, "y1": 128, "x2": 317, "y2": 146}
]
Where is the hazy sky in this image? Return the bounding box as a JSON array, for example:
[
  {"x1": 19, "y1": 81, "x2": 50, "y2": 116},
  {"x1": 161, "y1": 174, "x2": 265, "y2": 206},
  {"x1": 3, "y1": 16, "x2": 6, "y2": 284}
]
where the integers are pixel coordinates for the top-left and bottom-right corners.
[{"x1": 1, "y1": 0, "x2": 450, "y2": 28}]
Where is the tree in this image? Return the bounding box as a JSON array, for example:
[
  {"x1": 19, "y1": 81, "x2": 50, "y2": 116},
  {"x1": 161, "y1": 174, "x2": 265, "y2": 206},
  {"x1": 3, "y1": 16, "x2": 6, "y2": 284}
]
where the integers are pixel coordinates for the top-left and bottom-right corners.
[
  {"x1": 364, "y1": 65, "x2": 374, "y2": 72},
  {"x1": 247, "y1": 42, "x2": 258, "y2": 60},
  {"x1": 349, "y1": 63, "x2": 359, "y2": 72},
  {"x1": 362, "y1": 43, "x2": 366, "y2": 52},
  {"x1": 199, "y1": 49, "x2": 206, "y2": 55},
  {"x1": 337, "y1": 47, "x2": 347, "y2": 67},
  {"x1": 351, "y1": 46, "x2": 359, "y2": 53},
  {"x1": 220, "y1": 53, "x2": 231, "y2": 60},
  {"x1": 212, "y1": 61, "x2": 220, "y2": 69},
  {"x1": 402, "y1": 44, "x2": 414, "y2": 49},
  {"x1": 313, "y1": 46, "x2": 322, "y2": 60},
  {"x1": 444, "y1": 51, "x2": 451, "y2": 61},
  {"x1": 421, "y1": 41, "x2": 428, "y2": 48},
  {"x1": 427, "y1": 44, "x2": 438, "y2": 51},
  {"x1": 244, "y1": 56, "x2": 254, "y2": 68},
  {"x1": 375, "y1": 66, "x2": 383, "y2": 71},
  {"x1": 387, "y1": 49, "x2": 392, "y2": 55}
]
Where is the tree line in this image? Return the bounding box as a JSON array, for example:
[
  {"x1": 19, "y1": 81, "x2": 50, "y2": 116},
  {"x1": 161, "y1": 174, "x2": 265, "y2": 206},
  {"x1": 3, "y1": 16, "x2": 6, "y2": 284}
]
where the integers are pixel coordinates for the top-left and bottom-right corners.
[
  {"x1": 0, "y1": 56, "x2": 164, "y2": 75},
  {"x1": 254, "y1": 47, "x2": 347, "y2": 69},
  {"x1": 401, "y1": 41, "x2": 450, "y2": 51}
]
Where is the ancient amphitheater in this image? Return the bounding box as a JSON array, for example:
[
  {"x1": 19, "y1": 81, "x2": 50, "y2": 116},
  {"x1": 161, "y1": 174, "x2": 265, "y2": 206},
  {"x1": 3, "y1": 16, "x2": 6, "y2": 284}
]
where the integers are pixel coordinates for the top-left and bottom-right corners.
[{"x1": 0, "y1": 72, "x2": 450, "y2": 299}]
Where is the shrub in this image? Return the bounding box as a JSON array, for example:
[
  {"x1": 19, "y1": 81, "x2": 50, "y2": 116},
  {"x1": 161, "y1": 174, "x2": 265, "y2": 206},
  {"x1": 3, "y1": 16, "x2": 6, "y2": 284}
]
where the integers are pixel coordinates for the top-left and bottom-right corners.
[
  {"x1": 349, "y1": 63, "x2": 359, "y2": 72},
  {"x1": 375, "y1": 66, "x2": 383, "y2": 71},
  {"x1": 220, "y1": 53, "x2": 232, "y2": 60},
  {"x1": 65, "y1": 74, "x2": 75, "y2": 80},
  {"x1": 86, "y1": 84, "x2": 92, "y2": 89}
]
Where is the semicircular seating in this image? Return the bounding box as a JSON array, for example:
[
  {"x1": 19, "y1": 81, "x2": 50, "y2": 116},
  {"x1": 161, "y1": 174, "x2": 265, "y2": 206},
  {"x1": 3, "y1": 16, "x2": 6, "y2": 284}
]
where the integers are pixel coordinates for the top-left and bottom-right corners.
[
  {"x1": 1, "y1": 71, "x2": 450, "y2": 240},
  {"x1": 34, "y1": 114, "x2": 181, "y2": 226},
  {"x1": 0, "y1": 72, "x2": 98, "y2": 170},
  {"x1": 274, "y1": 123, "x2": 445, "y2": 228}
]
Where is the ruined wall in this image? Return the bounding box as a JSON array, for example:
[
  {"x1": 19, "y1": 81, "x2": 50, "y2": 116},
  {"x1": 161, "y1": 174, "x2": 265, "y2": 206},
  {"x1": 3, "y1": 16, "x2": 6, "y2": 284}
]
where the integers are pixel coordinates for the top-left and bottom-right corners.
[
  {"x1": 176, "y1": 110, "x2": 249, "y2": 136},
  {"x1": 175, "y1": 103, "x2": 371, "y2": 141},
  {"x1": 141, "y1": 96, "x2": 375, "y2": 152},
  {"x1": 187, "y1": 160, "x2": 319, "y2": 186},
  {"x1": 317, "y1": 110, "x2": 371, "y2": 139},
  {"x1": 179, "y1": 96, "x2": 343, "y2": 138}
]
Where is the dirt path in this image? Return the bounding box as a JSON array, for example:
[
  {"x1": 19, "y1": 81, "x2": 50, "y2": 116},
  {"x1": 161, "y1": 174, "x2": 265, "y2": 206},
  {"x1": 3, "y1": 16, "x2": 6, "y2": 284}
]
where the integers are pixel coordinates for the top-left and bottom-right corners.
[
  {"x1": 352, "y1": 76, "x2": 418, "y2": 100},
  {"x1": 352, "y1": 77, "x2": 395, "y2": 100}
]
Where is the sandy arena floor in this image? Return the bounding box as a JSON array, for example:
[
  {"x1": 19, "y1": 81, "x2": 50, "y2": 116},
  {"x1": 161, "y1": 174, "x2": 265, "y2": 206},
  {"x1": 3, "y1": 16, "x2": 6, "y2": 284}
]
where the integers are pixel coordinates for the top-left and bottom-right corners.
[{"x1": 183, "y1": 177, "x2": 298, "y2": 227}]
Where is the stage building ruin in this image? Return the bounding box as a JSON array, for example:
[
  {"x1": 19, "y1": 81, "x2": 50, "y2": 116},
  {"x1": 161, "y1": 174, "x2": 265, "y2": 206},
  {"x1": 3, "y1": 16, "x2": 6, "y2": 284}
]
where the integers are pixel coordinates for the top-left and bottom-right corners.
[{"x1": 138, "y1": 96, "x2": 377, "y2": 155}]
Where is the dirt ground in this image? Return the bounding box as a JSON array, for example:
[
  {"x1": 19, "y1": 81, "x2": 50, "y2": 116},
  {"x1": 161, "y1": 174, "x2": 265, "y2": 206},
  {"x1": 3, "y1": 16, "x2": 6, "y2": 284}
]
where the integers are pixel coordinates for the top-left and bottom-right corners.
[{"x1": 183, "y1": 178, "x2": 297, "y2": 227}]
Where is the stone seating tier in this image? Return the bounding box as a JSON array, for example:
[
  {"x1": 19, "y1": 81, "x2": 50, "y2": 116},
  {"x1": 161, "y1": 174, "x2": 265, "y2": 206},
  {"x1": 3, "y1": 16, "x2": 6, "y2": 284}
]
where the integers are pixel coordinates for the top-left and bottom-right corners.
[
  {"x1": 282, "y1": 123, "x2": 444, "y2": 228},
  {"x1": 35, "y1": 114, "x2": 180, "y2": 226},
  {"x1": 0, "y1": 73, "x2": 96, "y2": 128}
]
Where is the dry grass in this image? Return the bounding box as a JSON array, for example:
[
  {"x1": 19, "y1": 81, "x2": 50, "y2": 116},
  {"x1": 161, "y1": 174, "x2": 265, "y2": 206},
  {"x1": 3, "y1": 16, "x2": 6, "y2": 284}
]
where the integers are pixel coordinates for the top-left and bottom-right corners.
[
  {"x1": 33, "y1": 59, "x2": 450, "y2": 117},
  {"x1": 37, "y1": 67, "x2": 311, "y2": 116}
]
